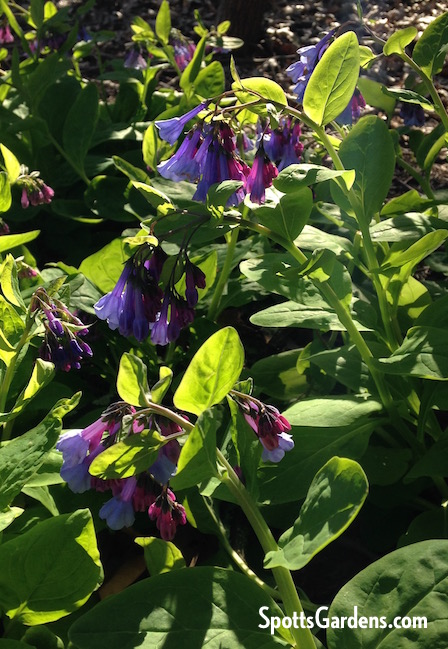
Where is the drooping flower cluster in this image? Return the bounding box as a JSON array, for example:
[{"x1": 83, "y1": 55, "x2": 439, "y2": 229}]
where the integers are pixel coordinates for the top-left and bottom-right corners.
[
  {"x1": 262, "y1": 117, "x2": 304, "y2": 172},
  {"x1": 31, "y1": 288, "x2": 92, "y2": 372},
  {"x1": 156, "y1": 107, "x2": 289, "y2": 205},
  {"x1": 57, "y1": 403, "x2": 187, "y2": 539},
  {"x1": 94, "y1": 243, "x2": 206, "y2": 346},
  {"x1": 233, "y1": 393, "x2": 294, "y2": 462},
  {"x1": 171, "y1": 29, "x2": 196, "y2": 71},
  {"x1": 286, "y1": 31, "x2": 335, "y2": 102},
  {"x1": 18, "y1": 170, "x2": 54, "y2": 209}
]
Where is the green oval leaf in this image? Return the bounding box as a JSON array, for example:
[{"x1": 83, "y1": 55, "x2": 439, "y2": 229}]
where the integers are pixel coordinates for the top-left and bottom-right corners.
[
  {"x1": 327, "y1": 540, "x2": 448, "y2": 648},
  {"x1": 338, "y1": 115, "x2": 395, "y2": 222},
  {"x1": 303, "y1": 31, "x2": 360, "y2": 126},
  {"x1": 116, "y1": 352, "x2": 150, "y2": 407},
  {"x1": 232, "y1": 76, "x2": 287, "y2": 114},
  {"x1": 173, "y1": 326, "x2": 244, "y2": 416},
  {"x1": 413, "y1": 11, "x2": 448, "y2": 76},
  {"x1": 0, "y1": 510, "x2": 102, "y2": 624},
  {"x1": 69, "y1": 568, "x2": 290, "y2": 649},
  {"x1": 383, "y1": 26, "x2": 417, "y2": 56},
  {"x1": 264, "y1": 457, "x2": 368, "y2": 570},
  {"x1": 89, "y1": 431, "x2": 166, "y2": 480}
]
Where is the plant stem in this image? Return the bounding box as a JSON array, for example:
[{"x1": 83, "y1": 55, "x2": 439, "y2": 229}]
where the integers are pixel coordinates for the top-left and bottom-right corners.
[
  {"x1": 216, "y1": 449, "x2": 316, "y2": 649},
  {"x1": 200, "y1": 495, "x2": 281, "y2": 601},
  {"x1": 0, "y1": 316, "x2": 33, "y2": 441},
  {"x1": 207, "y1": 225, "x2": 240, "y2": 321},
  {"x1": 400, "y1": 52, "x2": 448, "y2": 134}
]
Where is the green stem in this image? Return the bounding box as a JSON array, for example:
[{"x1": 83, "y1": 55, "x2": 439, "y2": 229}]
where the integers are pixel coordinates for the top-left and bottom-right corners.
[
  {"x1": 401, "y1": 52, "x2": 448, "y2": 134},
  {"x1": 216, "y1": 449, "x2": 316, "y2": 649},
  {"x1": 0, "y1": 316, "x2": 33, "y2": 441},
  {"x1": 200, "y1": 495, "x2": 281, "y2": 601},
  {"x1": 396, "y1": 156, "x2": 434, "y2": 199},
  {"x1": 207, "y1": 225, "x2": 240, "y2": 321}
]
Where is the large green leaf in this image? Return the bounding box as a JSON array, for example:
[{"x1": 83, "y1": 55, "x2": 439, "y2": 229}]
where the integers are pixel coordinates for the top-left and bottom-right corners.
[
  {"x1": 173, "y1": 327, "x2": 244, "y2": 416},
  {"x1": 327, "y1": 540, "x2": 448, "y2": 648},
  {"x1": 170, "y1": 410, "x2": 219, "y2": 490},
  {"x1": 264, "y1": 457, "x2": 368, "y2": 570},
  {"x1": 116, "y1": 352, "x2": 150, "y2": 407},
  {"x1": 252, "y1": 187, "x2": 313, "y2": 241},
  {"x1": 273, "y1": 164, "x2": 355, "y2": 193},
  {"x1": 0, "y1": 394, "x2": 80, "y2": 510},
  {"x1": 79, "y1": 238, "x2": 127, "y2": 293},
  {"x1": 257, "y1": 397, "x2": 382, "y2": 505},
  {"x1": 338, "y1": 115, "x2": 396, "y2": 222},
  {"x1": 303, "y1": 31, "x2": 360, "y2": 126},
  {"x1": 69, "y1": 568, "x2": 290, "y2": 648},
  {"x1": 0, "y1": 509, "x2": 102, "y2": 624},
  {"x1": 413, "y1": 11, "x2": 448, "y2": 76},
  {"x1": 250, "y1": 300, "x2": 369, "y2": 332},
  {"x1": 375, "y1": 326, "x2": 448, "y2": 379},
  {"x1": 0, "y1": 230, "x2": 40, "y2": 254},
  {"x1": 62, "y1": 83, "x2": 99, "y2": 172}
]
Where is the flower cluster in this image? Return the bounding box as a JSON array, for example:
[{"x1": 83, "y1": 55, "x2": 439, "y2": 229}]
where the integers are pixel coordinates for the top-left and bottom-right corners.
[
  {"x1": 171, "y1": 29, "x2": 196, "y2": 71},
  {"x1": 18, "y1": 171, "x2": 54, "y2": 209},
  {"x1": 263, "y1": 117, "x2": 304, "y2": 172},
  {"x1": 286, "y1": 31, "x2": 335, "y2": 101},
  {"x1": 31, "y1": 288, "x2": 92, "y2": 372},
  {"x1": 0, "y1": 20, "x2": 13, "y2": 45},
  {"x1": 94, "y1": 243, "x2": 206, "y2": 345},
  {"x1": 57, "y1": 403, "x2": 187, "y2": 539},
  {"x1": 156, "y1": 108, "x2": 293, "y2": 205},
  {"x1": 233, "y1": 393, "x2": 294, "y2": 462}
]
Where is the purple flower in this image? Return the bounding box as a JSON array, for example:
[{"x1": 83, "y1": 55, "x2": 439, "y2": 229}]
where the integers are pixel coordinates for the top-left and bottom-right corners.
[
  {"x1": 149, "y1": 418, "x2": 182, "y2": 484},
  {"x1": 149, "y1": 488, "x2": 187, "y2": 541},
  {"x1": 184, "y1": 258, "x2": 206, "y2": 307},
  {"x1": 286, "y1": 31, "x2": 334, "y2": 101},
  {"x1": 94, "y1": 246, "x2": 165, "y2": 341},
  {"x1": 172, "y1": 33, "x2": 196, "y2": 71},
  {"x1": 99, "y1": 477, "x2": 138, "y2": 530},
  {"x1": 157, "y1": 128, "x2": 201, "y2": 182},
  {"x1": 193, "y1": 124, "x2": 249, "y2": 205},
  {"x1": 155, "y1": 103, "x2": 207, "y2": 145},
  {"x1": 0, "y1": 23, "x2": 14, "y2": 45},
  {"x1": 236, "y1": 396, "x2": 294, "y2": 462},
  {"x1": 150, "y1": 292, "x2": 194, "y2": 346},
  {"x1": 400, "y1": 102, "x2": 425, "y2": 127},
  {"x1": 336, "y1": 89, "x2": 366, "y2": 125},
  {"x1": 20, "y1": 179, "x2": 54, "y2": 209},
  {"x1": 124, "y1": 49, "x2": 147, "y2": 70},
  {"x1": 34, "y1": 288, "x2": 92, "y2": 372},
  {"x1": 263, "y1": 118, "x2": 303, "y2": 172},
  {"x1": 246, "y1": 144, "x2": 278, "y2": 204},
  {"x1": 57, "y1": 403, "x2": 137, "y2": 493}
]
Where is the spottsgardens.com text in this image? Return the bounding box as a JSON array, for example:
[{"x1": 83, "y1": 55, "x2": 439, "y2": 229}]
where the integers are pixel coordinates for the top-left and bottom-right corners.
[{"x1": 258, "y1": 606, "x2": 428, "y2": 635}]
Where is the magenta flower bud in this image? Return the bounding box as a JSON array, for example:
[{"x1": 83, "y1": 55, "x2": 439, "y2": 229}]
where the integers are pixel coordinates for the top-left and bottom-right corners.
[{"x1": 21, "y1": 188, "x2": 29, "y2": 209}]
